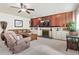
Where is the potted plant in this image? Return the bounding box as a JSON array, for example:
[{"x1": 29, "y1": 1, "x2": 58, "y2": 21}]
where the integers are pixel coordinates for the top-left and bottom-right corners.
[{"x1": 66, "y1": 21, "x2": 77, "y2": 36}]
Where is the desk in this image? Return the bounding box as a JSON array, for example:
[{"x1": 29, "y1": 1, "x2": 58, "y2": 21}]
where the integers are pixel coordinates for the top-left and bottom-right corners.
[{"x1": 66, "y1": 35, "x2": 79, "y2": 51}]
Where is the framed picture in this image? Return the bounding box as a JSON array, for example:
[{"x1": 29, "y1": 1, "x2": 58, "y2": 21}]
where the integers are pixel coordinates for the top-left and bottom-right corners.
[{"x1": 14, "y1": 20, "x2": 23, "y2": 27}]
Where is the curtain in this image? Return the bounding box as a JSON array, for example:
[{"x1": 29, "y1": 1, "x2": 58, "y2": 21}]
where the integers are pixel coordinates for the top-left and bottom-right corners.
[{"x1": 76, "y1": 13, "x2": 79, "y2": 30}]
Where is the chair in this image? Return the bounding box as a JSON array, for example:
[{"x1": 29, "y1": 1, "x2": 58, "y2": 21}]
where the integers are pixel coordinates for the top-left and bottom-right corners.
[{"x1": 4, "y1": 31, "x2": 30, "y2": 54}]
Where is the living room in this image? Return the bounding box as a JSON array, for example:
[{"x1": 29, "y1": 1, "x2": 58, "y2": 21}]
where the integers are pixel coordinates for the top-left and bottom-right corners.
[{"x1": 0, "y1": 3, "x2": 79, "y2": 55}]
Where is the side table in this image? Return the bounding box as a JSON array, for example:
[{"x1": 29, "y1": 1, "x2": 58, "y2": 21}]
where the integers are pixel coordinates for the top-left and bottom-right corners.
[
  {"x1": 66, "y1": 35, "x2": 79, "y2": 51},
  {"x1": 31, "y1": 34, "x2": 37, "y2": 41}
]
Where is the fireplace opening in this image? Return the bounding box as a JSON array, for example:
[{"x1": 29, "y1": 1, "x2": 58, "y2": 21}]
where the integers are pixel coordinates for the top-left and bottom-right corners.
[{"x1": 42, "y1": 30, "x2": 49, "y2": 38}]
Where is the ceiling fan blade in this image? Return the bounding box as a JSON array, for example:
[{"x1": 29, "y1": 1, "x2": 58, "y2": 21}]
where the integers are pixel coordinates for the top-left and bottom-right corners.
[
  {"x1": 20, "y1": 3, "x2": 23, "y2": 8},
  {"x1": 26, "y1": 11, "x2": 30, "y2": 14},
  {"x1": 10, "y1": 6, "x2": 20, "y2": 9},
  {"x1": 27, "y1": 9, "x2": 35, "y2": 11},
  {"x1": 18, "y1": 10, "x2": 22, "y2": 13}
]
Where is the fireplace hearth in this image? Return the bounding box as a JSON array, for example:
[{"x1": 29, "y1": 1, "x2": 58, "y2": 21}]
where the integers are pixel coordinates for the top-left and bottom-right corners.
[{"x1": 42, "y1": 30, "x2": 49, "y2": 38}]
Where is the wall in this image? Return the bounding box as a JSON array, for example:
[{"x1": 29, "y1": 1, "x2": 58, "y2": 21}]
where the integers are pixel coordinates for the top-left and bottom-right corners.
[{"x1": 0, "y1": 12, "x2": 30, "y2": 33}]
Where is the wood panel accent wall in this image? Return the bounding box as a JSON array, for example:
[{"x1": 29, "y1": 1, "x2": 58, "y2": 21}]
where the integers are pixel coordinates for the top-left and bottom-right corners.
[
  {"x1": 50, "y1": 12, "x2": 73, "y2": 27},
  {"x1": 31, "y1": 18, "x2": 40, "y2": 27},
  {"x1": 31, "y1": 11, "x2": 73, "y2": 27}
]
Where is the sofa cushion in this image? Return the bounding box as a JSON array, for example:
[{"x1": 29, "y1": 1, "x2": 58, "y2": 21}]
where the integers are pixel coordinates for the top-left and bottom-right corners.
[{"x1": 18, "y1": 30, "x2": 23, "y2": 34}]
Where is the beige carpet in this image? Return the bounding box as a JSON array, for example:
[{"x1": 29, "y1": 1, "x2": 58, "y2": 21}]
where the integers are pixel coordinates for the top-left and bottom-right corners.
[
  {"x1": 0, "y1": 37, "x2": 79, "y2": 55},
  {"x1": 33, "y1": 37, "x2": 79, "y2": 55}
]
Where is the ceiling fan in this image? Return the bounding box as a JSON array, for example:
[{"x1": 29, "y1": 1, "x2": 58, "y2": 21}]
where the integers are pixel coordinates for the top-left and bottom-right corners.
[{"x1": 10, "y1": 3, "x2": 35, "y2": 14}]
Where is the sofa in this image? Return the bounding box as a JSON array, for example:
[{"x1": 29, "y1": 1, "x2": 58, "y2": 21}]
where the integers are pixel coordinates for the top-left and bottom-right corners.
[{"x1": 8, "y1": 29, "x2": 31, "y2": 38}]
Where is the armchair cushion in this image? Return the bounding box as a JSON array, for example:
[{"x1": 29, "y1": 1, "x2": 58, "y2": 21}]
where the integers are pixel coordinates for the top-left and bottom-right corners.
[
  {"x1": 8, "y1": 31, "x2": 23, "y2": 41},
  {"x1": 8, "y1": 33, "x2": 16, "y2": 44}
]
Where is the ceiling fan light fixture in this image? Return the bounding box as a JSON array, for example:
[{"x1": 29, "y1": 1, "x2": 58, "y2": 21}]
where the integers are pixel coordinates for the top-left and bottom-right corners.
[{"x1": 21, "y1": 9, "x2": 26, "y2": 12}]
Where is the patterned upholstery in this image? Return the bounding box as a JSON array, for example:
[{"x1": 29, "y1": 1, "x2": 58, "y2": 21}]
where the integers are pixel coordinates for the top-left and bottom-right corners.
[{"x1": 4, "y1": 31, "x2": 30, "y2": 54}]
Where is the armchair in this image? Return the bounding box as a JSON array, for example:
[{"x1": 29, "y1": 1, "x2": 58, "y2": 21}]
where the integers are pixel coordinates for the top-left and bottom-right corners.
[{"x1": 4, "y1": 31, "x2": 30, "y2": 54}]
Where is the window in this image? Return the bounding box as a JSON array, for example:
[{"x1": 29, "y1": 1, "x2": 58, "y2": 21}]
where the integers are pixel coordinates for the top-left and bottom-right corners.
[{"x1": 76, "y1": 13, "x2": 79, "y2": 30}]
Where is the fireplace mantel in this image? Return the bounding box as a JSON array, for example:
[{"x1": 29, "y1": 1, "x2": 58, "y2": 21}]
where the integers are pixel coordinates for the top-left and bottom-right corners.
[{"x1": 40, "y1": 27, "x2": 52, "y2": 30}]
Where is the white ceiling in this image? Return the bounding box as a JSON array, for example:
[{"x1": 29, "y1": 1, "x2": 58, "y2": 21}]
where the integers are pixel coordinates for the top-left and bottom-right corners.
[{"x1": 0, "y1": 3, "x2": 78, "y2": 18}]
